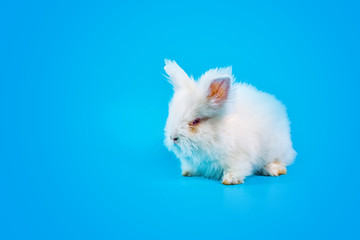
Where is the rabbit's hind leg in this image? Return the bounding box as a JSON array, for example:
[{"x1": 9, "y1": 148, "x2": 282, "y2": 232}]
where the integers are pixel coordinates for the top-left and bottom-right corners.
[{"x1": 261, "y1": 160, "x2": 287, "y2": 177}]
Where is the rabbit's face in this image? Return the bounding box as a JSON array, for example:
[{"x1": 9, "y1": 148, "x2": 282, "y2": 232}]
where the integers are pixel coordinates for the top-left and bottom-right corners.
[
  {"x1": 164, "y1": 88, "x2": 212, "y2": 157},
  {"x1": 163, "y1": 60, "x2": 231, "y2": 158}
]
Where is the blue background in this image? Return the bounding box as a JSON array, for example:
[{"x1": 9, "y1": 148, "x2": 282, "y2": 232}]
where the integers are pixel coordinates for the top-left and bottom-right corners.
[{"x1": 1, "y1": 0, "x2": 359, "y2": 239}]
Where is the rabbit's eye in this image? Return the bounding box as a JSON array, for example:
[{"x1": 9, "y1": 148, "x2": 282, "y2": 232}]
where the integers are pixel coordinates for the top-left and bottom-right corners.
[{"x1": 190, "y1": 118, "x2": 201, "y2": 126}]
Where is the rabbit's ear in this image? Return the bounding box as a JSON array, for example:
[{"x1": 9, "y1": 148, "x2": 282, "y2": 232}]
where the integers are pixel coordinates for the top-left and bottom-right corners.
[
  {"x1": 164, "y1": 59, "x2": 195, "y2": 90},
  {"x1": 207, "y1": 78, "x2": 230, "y2": 106}
]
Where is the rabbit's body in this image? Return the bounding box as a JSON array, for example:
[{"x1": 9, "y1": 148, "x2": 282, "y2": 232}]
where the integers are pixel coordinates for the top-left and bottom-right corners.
[{"x1": 164, "y1": 60, "x2": 296, "y2": 184}]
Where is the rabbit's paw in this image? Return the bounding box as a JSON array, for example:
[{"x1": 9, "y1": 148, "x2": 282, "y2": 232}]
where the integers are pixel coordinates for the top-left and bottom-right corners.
[
  {"x1": 263, "y1": 160, "x2": 287, "y2": 176},
  {"x1": 222, "y1": 172, "x2": 244, "y2": 185},
  {"x1": 182, "y1": 170, "x2": 195, "y2": 177}
]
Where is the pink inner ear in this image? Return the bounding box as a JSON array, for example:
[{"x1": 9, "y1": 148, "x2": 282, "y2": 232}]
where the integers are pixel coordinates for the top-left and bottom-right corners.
[{"x1": 208, "y1": 78, "x2": 230, "y2": 104}]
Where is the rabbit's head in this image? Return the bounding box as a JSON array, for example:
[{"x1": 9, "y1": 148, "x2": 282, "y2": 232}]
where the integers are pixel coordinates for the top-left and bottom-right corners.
[{"x1": 164, "y1": 60, "x2": 233, "y2": 158}]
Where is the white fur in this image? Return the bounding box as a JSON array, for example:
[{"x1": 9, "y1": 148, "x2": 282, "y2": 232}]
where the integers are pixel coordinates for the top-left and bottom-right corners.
[{"x1": 164, "y1": 60, "x2": 296, "y2": 184}]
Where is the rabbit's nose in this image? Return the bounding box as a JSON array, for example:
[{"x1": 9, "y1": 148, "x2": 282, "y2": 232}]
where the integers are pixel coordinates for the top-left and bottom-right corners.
[{"x1": 170, "y1": 136, "x2": 179, "y2": 143}]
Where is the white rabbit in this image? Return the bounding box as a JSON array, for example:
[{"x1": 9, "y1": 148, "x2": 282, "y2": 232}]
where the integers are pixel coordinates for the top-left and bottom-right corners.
[{"x1": 163, "y1": 60, "x2": 296, "y2": 185}]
